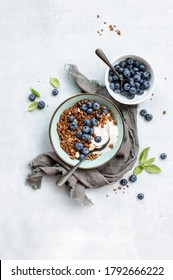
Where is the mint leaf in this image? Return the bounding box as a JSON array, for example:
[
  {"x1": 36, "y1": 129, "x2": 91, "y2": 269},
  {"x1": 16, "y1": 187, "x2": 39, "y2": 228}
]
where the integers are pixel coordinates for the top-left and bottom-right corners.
[
  {"x1": 31, "y1": 88, "x2": 40, "y2": 97},
  {"x1": 145, "y1": 165, "x2": 162, "y2": 174},
  {"x1": 139, "y1": 147, "x2": 150, "y2": 163},
  {"x1": 144, "y1": 157, "x2": 155, "y2": 167},
  {"x1": 134, "y1": 165, "x2": 144, "y2": 175},
  {"x1": 28, "y1": 101, "x2": 38, "y2": 111},
  {"x1": 50, "y1": 77, "x2": 60, "y2": 88}
]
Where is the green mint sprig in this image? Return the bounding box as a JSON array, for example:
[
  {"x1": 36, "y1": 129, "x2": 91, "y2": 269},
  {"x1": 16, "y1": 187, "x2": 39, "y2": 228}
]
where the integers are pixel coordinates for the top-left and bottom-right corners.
[
  {"x1": 50, "y1": 77, "x2": 60, "y2": 88},
  {"x1": 31, "y1": 87, "x2": 40, "y2": 97},
  {"x1": 134, "y1": 147, "x2": 162, "y2": 175}
]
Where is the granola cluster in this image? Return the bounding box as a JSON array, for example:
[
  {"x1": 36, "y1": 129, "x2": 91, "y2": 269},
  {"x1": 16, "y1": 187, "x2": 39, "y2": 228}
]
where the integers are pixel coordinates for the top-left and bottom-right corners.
[{"x1": 57, "y1": 99, "x2": 117, "y2": 160}]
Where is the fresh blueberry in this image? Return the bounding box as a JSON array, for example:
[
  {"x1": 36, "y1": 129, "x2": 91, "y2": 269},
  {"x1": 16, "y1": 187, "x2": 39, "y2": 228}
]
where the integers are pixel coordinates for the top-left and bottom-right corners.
[
  {"x1": 81, "y1": 104, "x2": 88, "y2": 111},
  {"x1": 82, "y1": 126, "x2": 90, "y2": 134},
  {"x1": 69, "y1": 115, "x2": 75, "y2": 122},
  {"x1": 123, "y1": 69, "x2": 131, "y2": 78},
  {"x1": 129, "y1": 175, "x2": 137, "y2": 182},
  {"x1": 87, "y1": 101, "x2": 93, "y2": 108},
  {"x1": 79, "y1": 154, "x2": 85, "y2": 161},
  {"x1": 143, "y1": 81, "x2": 150, "y2": 89},
  {"x1": 52, "y1": 89, "x2": 58, "y2": 96},
  {"x1": 87, "y1": 108, "x2": 93, "y2": 114},
  {"x1": 126, "y1": 58, "x2": 133, "y2": 65},
  {"x1": 84, "y1": 119, "x2": 91, "y2": 126},
  {"x1": 91, "y1": 117, "x2": 98, "y2": 126},
  {"x1": 114, "y1": 64, "x2": 120, "y2": 71},
  {"x1": 118, "y1": 67, "x2": 124, "y2": 74},
  {"x1": 120, "y1": 90, "x2": 127, "y2": 96},
  {"x1": 140, "y1": 71, "x2": 144, "y2": 77},
  {"x1": 37, "y1": 101, "x2": 45, "y2": 109},
  {"x1": 81, "y1": 134, "x2": 91, "y2": 141},
  {"x1": 76, "y1": 130, "x2": 83, "y2": 138},
  {"x1": 126, "y1": 94, "x2": 135, "y2": 99},
  {"x1": 102, "y1": 108, "x2": 109, "y2": 115},
  {"x1": 93, "y1": 102, "x2": 100, "y2": 110},
  {"x1": 130, "y1": 69, "x2": 135, "y2": 76},
  {"x1": 160, "y1": 153, "x2": 167, "y2": 159},
  {"x1": 120, "y1": 179, "x2": 128, "y2": 186},
  {"x1": 70, "y1": 121, "x2": 78, "y2": 130},
  {"x1": 95, "y1": 113, "x2": 101, "y2": 119},
  {"x1": 120, "y1": 61, "x2": 126, "y2": 68},
  {"x1": 138, "y1": 89, "x2": 144, "y2": 95},
  {"x1": 81, "y1": 147, "x2": 90, "y2": 155},
  {"x1": 28, "y1": 93, "x2": 36, "y2": 101},
  {"x1": 140, "y1": 109, "x2": 147, "y2": 116},
  {"x1": 136, "y1": 71, "x2": 142, "y2": 76},
  {"x1": 134, "y1": 74, "x2": 141, "y2": 82},
  {"x1": 139, "y1": 64, "x2": 146, "y2": 71},
  {"x1": 140, "y1": 79, "x2": 144, "y2": 85},
  {"x1": 109, "y1": 70, "x2": 114, "y2": 76},
  {"x1": 123, "y1": 83, "x2": 130, "y2": 91},
  {"x1": 129, "y1": 87, "x2": 137, "y2": 95},
  {"x1": 135, "y1": 82, "x2": 140, "y2": 88},
  {"x1": 112, "y1": 74, "x2": 119, "y2": 81},
  {"x1": 129, "y1": 81, "x2": 135, "y2": 87},
  {"x1": 110, "y1": 83, "x2": 115, "y2": 91},
  {"x1": 126, "y1": 64, "x2": 133, "y2": 69},
  {"x1": 108, "y1": 76, "x2": 114, "y2": 82},
  {"x1": 89, "y1": 128, "x2": 94, "y2": 135},
  {"x1": 145, "y1": 114, "x2": 153, "y2": 121},
  {"x1": 138, "y1": 193, "x2": 144, "y2": 200},
  {"x1": 75, "y1": 142, "x2": 84, "y2": 151},
  {"x1": 94, "y1": 136, "x2": 102, "y2": 143},
  {"x1": 133, "y1": 67, "x2": 139, "y2": 72},
  {"x1": 133, "y1": 60, "x2": 140, "y2": 67},
  {"x1": 114, "y1": 82, "x2": 120, "y2": 90},
  {"x1": 115, "y1": 89, "x2": 121, "y2": 94}
]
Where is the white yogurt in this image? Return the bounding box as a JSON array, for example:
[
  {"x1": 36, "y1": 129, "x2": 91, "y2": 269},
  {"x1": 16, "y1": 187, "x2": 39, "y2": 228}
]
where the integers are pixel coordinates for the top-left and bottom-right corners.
[{"x1": 90, "y1": 121, "x2": 118, "y2": 155}]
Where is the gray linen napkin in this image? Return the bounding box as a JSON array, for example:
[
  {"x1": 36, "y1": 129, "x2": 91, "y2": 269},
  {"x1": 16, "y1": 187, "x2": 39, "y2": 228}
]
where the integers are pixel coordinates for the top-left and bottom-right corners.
[{"x1": 26, "y1": 65, "x2": 139, "y2": 205}]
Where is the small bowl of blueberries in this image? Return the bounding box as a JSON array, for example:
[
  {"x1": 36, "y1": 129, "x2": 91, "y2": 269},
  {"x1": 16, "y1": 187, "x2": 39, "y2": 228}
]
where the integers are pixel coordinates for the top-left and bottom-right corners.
[{"x1": 105, "y1": 54, "x2": 155, "y2": 105}]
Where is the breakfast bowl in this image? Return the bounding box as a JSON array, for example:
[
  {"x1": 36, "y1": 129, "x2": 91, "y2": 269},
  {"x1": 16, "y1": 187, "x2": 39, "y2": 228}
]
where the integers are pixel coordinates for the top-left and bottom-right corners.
[
  {"x1": 105, "y1": 54, "x2": 155, "y2": 105},
  {"x1": 49, "y1": 93, "x2": 125, "y2": 169}
]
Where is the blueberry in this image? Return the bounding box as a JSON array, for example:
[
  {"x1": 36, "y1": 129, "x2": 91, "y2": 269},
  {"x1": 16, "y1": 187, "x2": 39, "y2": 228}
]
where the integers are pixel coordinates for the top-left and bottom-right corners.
[
  {"x1": 130, "y1": 69, "x2": 135, "y2": 76},
  {"x1": 126, "y1": 94, "x2": 135, "y2": 99},
  {"x1": 143, "y1": 81, "x2": 150, "y2": 89},
  {"x1": 129, "y1": 87, "x2": 137, "y2": 95},
  {"x1": 81, "y1": 147, "x2": 90, "y2": 155},
  {"x1": 118, "y1": 67, "x2": 124, "y2": 74},
  {"x1": 69, "y1": 115, "x2": 75, "y2": 122},
  {"x1": 82, "y1": 126, "x2": 90, "y2": 134},
  {"x1": 123, "y1": 69, "x2": 131, "y2": 78},
  {"x1": 136, "y1": 71, "x2": 142, "y2": 76},
  {"x1": 134, "y1": 74, "x2": 141, "y2": 82},
  {"x1": 112, "y1": 74, "x2": 119, "y2": 81},
  {"x1": 129, "y1": 175, "x2": 137, "y2": 182},
  {"x1": 114, "y1": 82, "x2": 120, "y2": 89},
  {"x1": 133, "y1": 60, "x2": 140, "y2": 67},
  {"x1": 115, "y1": 89, "x2": 121, "y2": 94},
  {"x1": 126, "y1": 64, "x2": 133, "y2": 69},
  {"x1": 129, "y1": 81, "x2": 135, "y2": 87},
  {"x1": 89, "y1": 128, "x2": 94, "y2": 135},
  {"x1": 123, "y1": 83, "x2": 130, "y2": 91},
  {"x1": 145, "y1": 114, "x2": 153, "y2": 121},
  {"x1": 120, "y1": 90, "x2": 127, "y2": 96},
  {"x1": 70, "y1": 121, "x2": 78, "y2": 130},
  {"x1": 79, "y1": 154, "x2": 85, "y2": 161},
  {"x1": 140, "y1": 79, "x2": 144, "y2": 84},
  {"x1": 135, "y1": 82, "x2": 140, "y2": 88},
  {"x1": 81, "y1": 104, "x2": 88, "y2": 111},
  {"x1": 110, "y1": 83, "x2": 115, "y2": 90},
  {"x1": 139, "y1": 64, "x2": 146, "y2": 71},
  {"x1": 109, "y1": 70, "x2": 114, "y2": 76},
  {"x1": 76, "y1": 130, "x2": 83, "y2": 138},
  {"x1": 120, "y1": 179, "x2": 128, "y2": 186},
  {"x1": 140, "y1": 109, "x2": 147, "y2": 116},
  {"x1": 52, "y1": 89, "x2": 58, "y2": 96},
  {"x1": 91, "y1": 117, "x2": 98, "y2": 126},
  {"x1": 138, "y1": 89, "x2": 144, "y2": 95},
  {"x1": 126, "y1": 58, "x2": 133, "y2": 65},
  {"x1": 120, "y1": 61, "x2": 126, "y2": 68},
  {"x1": 84, "y1": 119, "x2": 91, "y2": 126},
  {"x1": 102, "y1": 109, "x2": 109, "y2": 115},
  {"x1": 87, "y1": 101, "x2": 93, "y2": 108},
  {"x1": 81, "y1": 134, "x2": 91, "y2": 141},
  {"x1": 160, "y1": 153, "x2": 167, "y2": 159},
  {"x1": 133, "y1": 67, "x2": 139, "y2": 72},
  {"x1": 138, "y1": 193, "x2": 144, "y2": 200},
  {"x1": 37, "y1": 101, "x2": 45, "y2": 109},
  {"x1": 95, "y1": 113, "x2": 101, "y2": 119},
  {"x1": 87, "y1": 108, "x2": 93, "y2": 114},
  {"x1": 28, "y1": 93, "x2": 36, "y2": 101},
  {"x1": 94, "y1": 136, "x2": 102, "y2": 143},
  {"x1": 75, "y1": 142, "x2": 84, "y2": 151},
  {"x1": 114, "y1": 64, "x2": 120, "y2": 71},
  {"x1": 108, "y1": 76, "x2": 114, "y2": 82},
  {"x1": 93, "y1": 102, "x2": 100, "y2": 110}
]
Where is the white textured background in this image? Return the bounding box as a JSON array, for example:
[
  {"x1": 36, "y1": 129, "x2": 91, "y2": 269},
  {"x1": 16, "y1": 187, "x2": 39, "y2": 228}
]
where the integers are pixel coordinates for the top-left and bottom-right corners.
[{"x1": 0, "y1": 0, "x2": 173, "y2": 259}]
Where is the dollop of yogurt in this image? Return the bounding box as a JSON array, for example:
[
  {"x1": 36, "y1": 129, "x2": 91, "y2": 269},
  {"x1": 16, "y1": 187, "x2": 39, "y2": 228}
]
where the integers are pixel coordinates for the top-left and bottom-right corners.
[{"x1": 90, "y1": 121, "x2": 118, "y2": 155}]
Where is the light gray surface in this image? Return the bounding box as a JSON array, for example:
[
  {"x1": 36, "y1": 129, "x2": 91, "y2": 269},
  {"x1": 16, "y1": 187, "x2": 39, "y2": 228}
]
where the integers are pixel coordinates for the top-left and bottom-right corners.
[{"x1": 0, "y1": 0, "x2": 173, "y2": 260}]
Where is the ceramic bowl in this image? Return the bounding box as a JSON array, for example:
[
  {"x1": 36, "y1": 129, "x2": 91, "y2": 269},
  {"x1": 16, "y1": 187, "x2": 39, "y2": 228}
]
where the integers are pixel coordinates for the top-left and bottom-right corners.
[
  {"x1": 49, "y1": 93, "x2": 125, "y2": 169},
  {"x1": 105, "y1": 54, "x2": 155, "y2": 105}
]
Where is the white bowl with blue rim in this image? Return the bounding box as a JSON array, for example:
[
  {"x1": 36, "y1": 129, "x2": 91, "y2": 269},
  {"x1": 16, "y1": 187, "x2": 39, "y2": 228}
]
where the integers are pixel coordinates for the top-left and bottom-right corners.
[
  {"x1": 49, "y1": 93, "x2": 125, "y2": 169},
  {"x1": 105, "y1": 54, "x2": 155, "y2": 105}
]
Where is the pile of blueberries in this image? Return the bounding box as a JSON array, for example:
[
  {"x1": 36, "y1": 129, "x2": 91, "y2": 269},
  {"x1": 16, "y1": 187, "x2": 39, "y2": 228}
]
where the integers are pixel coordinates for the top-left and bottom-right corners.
[
  {"x1": 68, "y1": 101, "x2": 108, "y2": 161},
  {"x1": 108, "y1": 57, "x2": 151, "y2": 99}
]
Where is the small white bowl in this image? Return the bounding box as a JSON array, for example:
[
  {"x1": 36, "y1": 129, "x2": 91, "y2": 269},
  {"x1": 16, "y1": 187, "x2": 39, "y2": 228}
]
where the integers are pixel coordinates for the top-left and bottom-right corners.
[{"x1": 105, "y1": 54, "x2": 155, "y2": 105}]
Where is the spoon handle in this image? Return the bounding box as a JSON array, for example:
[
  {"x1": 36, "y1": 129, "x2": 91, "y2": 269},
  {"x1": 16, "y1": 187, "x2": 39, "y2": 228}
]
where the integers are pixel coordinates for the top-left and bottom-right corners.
[
  {"x1": 56, "y1": 153, "x2": 90, "y2": 187},
  {"x1": 95, "y1": 48, "x2": 121, "y2": 79}
]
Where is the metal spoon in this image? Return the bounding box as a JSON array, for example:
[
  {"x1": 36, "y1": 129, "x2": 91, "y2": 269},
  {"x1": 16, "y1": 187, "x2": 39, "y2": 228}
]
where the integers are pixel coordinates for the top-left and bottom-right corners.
[
  {"x1": 95, "y1": 48, "x2": 129, "y2": 93},
  {"x1": 57, "y1": 137, "x2": 110, "y2": 187}
]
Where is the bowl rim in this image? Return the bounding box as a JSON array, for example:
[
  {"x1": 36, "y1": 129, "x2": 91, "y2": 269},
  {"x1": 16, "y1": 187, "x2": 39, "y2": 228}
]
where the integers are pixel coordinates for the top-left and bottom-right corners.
[
  {"x1": 49, "y1": 93, "x2": 125, "y2": 170},
  {"x1": 105, "y1": 54, "x2": 155, "y2": 105}
]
